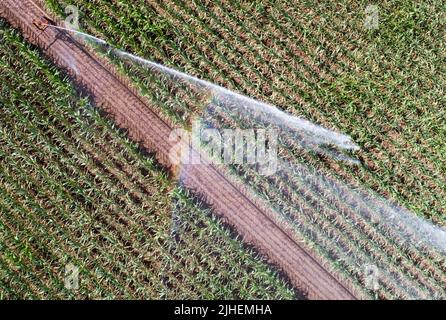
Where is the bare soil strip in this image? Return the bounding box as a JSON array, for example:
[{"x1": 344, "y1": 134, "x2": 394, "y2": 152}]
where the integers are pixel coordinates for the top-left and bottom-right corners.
[{"x1": 0, "y1": 0, "x2": 360, "y2": 299}]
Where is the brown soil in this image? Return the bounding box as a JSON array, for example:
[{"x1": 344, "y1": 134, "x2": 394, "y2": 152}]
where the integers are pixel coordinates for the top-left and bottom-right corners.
[{"x1": 0, "y1": 0, "x2": 361, "y2": 299}]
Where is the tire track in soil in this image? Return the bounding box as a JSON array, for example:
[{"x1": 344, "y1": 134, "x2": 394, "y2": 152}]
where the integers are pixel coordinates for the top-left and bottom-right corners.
[{"x1": 0, "y1": 0, "x2": 361, "y2": 300}]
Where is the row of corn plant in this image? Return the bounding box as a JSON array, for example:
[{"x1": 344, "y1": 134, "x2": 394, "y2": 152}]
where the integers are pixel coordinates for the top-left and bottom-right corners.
[{"x1": 0, "y1": 19, "x2": 298, "y2": 299}]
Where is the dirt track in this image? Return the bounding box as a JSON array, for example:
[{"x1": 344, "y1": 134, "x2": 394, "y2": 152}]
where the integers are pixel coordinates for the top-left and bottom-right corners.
[{"x1": 0, "y1": 0, "x2": 360, "y2": 299}]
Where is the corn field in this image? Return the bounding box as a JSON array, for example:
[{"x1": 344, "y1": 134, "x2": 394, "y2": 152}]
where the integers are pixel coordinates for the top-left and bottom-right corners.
[
  {"x1": 1, "y1": 0, "x2": 445, "y2": 299},
  {"x1": 0, "y1": 19, "x2": 299, "y2": 299}
]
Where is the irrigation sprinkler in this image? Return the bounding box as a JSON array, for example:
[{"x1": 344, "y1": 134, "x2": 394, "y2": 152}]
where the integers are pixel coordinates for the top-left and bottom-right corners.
[{"x1": 32, "y1": 16, "x2": 54, "y2": 31}]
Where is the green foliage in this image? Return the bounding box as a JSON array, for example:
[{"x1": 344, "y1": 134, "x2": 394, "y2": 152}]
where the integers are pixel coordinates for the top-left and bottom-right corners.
[
  {"x1": 0, "y1": 19, "x2": 297, "y2": 299},
  {"x1": 38, "y1": 0, "x2": 446, "y2": 299},
  {"x1": 4, "y1": 0, "x2": 445, "y2": 299}
]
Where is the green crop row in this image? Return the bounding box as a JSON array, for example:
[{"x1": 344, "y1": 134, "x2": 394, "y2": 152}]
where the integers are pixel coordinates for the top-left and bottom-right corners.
[
  {"x1": 0, "y1": 19, "x2": 298, "y2": 299},
  {"x1": 43, "y1": 0, "x2": 446, "y2": 224},
  {"x1": 201, "y1": 99, "x2": 445, "y2": 299},
  {"x1": 36, "y1": 0, "x2": 446, "y2": 299}
]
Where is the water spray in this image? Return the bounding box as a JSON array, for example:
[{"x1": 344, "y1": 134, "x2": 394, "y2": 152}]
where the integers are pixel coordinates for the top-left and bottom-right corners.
[
  {"x1": 37, "y1": 22, "x2": 446, "y2": 299},
  {"x1": 43, "y1": 23, "x2": 360, "y2": 158}
]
